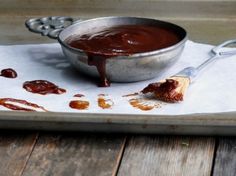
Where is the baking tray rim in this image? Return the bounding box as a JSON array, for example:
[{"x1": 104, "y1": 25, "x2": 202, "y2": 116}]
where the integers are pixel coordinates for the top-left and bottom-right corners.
[{"x1": 1, "y1": 110, "x2": 236, "y2": 127}]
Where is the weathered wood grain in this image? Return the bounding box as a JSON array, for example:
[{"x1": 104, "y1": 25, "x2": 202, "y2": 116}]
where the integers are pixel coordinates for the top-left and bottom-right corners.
[
  {"x1": 21, "y1": 133, "x2": 126, "y2": 176},
  {"x1": 1, "y1": 0, "x2": 236, "y2": 21},
  {"x1": 118, "y1": 136, "x2": 215, "y2": 176},
  {"x1": 1, "y1": 15, "x2": 236, "y2": 46},
  {"x1": 0, "y1": 131, "x2": 38, "y2": 176},
  {"x1": 213, "y1": 138, "x2": 236, "y2": 176}
]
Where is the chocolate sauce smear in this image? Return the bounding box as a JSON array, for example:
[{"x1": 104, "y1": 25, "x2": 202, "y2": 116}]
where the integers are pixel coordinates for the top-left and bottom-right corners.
[
  {"x1": 65, "y1": 25, "x2": 181, "y2": 87},
  {"x1": 0, "y1": 98, "x2": 47, "y2": 112},
  {"x1": 129, "y1": 98, "x2": 156, "y2": 111},
  {"x1": 23, "y1": 80, "x2": 66, "y2": 95},
  {"x1": 122, "y1": 92, "x2": 139, "y2": 97},
  {"x1": 0, "y1": 68, "x2": 17, "y2": 78}
]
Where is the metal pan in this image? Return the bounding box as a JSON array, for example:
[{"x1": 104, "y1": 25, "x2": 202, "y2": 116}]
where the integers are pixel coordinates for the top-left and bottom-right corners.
[{"x1": 25, "y1": 16, "x2": 187, "y2": 83}]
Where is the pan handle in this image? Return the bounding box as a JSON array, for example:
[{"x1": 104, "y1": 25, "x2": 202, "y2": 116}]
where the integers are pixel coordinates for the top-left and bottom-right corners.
[{"x1": 25, "y1": 16, "x2": 75, "y2": 39}]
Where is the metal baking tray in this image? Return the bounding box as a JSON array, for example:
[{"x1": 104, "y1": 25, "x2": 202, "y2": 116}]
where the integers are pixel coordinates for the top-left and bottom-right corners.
[{"x1": 1, "y1": 0, "x2": 236, "y2": 135}]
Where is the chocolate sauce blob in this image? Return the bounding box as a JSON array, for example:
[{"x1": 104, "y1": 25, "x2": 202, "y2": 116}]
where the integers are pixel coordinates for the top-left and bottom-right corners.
[
  {"x1": 0, "y1": 68, "x2": 17, "y2": 78},
  {"x1": 23, "y1": 80, "x2": 66, "y2": 95},
  {"x1": 142, "y1": 79, "x2": 183, "y2": 102},
  {"x1": 69, "y1": 100, "x2": 89, "y2": 110},
  {"x1": 65, "y1": 25, "x2": 181, "y2": 87}
]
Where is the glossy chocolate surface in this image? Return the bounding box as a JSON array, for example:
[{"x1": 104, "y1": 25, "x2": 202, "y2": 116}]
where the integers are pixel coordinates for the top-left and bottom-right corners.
[
  {"x1": 23, "y1": 80, "x2": 66, "y2": 95},
  {"x1": 0, "y1": 68, "x2": 17, "y2": 78},
  {"x1": 65, "y1": 25, "x2": 181, "y2": 87}
]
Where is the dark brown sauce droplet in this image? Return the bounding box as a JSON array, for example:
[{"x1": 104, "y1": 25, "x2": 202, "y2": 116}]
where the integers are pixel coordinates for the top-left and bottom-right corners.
[
  {"x1": 0, "y1": 68, "x2": 17, "y2": 78},
  {"x1": 69, "y1": 100, "x2": 89, "y2": 110},
  {"x1": 65, "y1": 25, "x2": 181, "y2": 87},
  {"x1": 0, "y1": 98, "x2": 47, "y2": 112},
  {"x1": 98, "y1": 93, "x2": 108, "y2": 96},
  {"x1": 23, "y1": 80, "x2": 66, "y2": 95},
  {"x1": 73, "y1": 94, "x2": 85, "y2": 97}
]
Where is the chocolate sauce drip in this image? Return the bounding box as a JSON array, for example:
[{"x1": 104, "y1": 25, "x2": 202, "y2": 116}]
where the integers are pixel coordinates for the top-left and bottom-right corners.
[
  {"x1": 87, "y1": 55, "x2": 110, "y2": 87},
  {"x1": 122, "y1": 92, "x2": 139, "y2": 97},
  {"x1": 0, "y1": 68, "x2": 17, "y2": 78},
  {"x1": 65, "y1": 25, "x2": 180, "y2": 87},
  {"x1": 23, "y1": 80, "x2": 66, "y2": 95}
]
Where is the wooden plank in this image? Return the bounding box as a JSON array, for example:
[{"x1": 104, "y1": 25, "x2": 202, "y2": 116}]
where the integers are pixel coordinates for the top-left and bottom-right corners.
[
  {"x1": 118, "y1": 136, "x2": 215, "y2": 176},
  {"x1": 213, "y1": 138, "x2": 236, "y2": 176},
  {"x1": 0, "y1": 131, "x2": 38, "y2": 176},
  {"x1": 21, "y1": 133, "x2": 126, "y2": 176},
  {"x1": 1, "y1": 15, "x2": 236, "y2": 46},
  {"x1": 1, "y1": 0, "x2": 236, "y2": 21}
]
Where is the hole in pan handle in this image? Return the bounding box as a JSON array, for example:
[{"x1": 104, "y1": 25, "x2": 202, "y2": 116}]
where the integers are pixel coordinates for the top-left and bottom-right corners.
[
  {"x1": 212, "y1": 39, "x2": 236, "y2": 56},
  {"x1": 174, "y1": 39, "x2": 236, "y2": 82},
  {"x1": 25, "y1": 16, "x2": 76, "y2": 39}
]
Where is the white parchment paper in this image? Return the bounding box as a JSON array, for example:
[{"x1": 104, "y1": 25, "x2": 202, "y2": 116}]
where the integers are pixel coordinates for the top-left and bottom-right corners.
[{"x1": 1, "y1": 40, "x2": 236, "y2": 115}]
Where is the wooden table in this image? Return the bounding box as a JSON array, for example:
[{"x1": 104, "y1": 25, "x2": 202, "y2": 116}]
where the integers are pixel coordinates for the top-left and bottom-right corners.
[
  {"x1": 1, "y1": 1, "x2": 236, "y2": 175},
  {"x1": 0, "y1": 131, "x2": 236, "y2": 176}
]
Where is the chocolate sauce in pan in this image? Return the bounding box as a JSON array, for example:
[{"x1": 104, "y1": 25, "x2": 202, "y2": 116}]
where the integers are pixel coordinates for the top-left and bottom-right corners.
[
  {"x1": 65, "y1": 25, "x2": 181, "y2": 87},
  {"x1": 23, "y1": 80, "x2": 66, "y2": 95},
  {"x1": 0, "y1": 98, "x2": 47, "y2": 112},
  {"x1": 0, "y1": 68, "x2": 17, "y2": 78}
]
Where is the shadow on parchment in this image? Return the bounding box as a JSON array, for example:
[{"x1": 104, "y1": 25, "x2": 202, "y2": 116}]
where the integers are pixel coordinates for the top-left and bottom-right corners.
[{"x1": 26, "y1": 47, "x2": 99, "y2": 85}]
